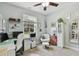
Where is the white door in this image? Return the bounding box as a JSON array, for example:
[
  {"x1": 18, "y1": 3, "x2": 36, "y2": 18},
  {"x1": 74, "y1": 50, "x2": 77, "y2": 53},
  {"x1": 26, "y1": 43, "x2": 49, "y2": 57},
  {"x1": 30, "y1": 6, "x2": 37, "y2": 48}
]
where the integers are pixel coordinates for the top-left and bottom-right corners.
[{"x1": 57, "y1": 23, "x2": 65, "y2": 48}]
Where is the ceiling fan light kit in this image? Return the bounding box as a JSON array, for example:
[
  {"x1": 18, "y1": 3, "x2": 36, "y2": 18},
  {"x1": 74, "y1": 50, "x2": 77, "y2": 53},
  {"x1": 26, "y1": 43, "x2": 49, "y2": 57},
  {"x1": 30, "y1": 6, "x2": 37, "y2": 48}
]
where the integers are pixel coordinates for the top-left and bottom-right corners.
[
  {"x1": 34, "y1": 2, "x2": 59, "y2": 11},
  {"x1": 42, "y1": 2, "x2": 49, "y2": 7}
]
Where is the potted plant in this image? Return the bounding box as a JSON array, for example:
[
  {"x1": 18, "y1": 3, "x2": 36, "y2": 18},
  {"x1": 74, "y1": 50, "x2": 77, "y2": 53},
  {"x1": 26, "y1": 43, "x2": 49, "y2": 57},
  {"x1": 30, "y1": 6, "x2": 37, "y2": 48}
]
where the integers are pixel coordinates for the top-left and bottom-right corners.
[{"x1": 58, "y1": 18, "x2": 65, "y2": 24}]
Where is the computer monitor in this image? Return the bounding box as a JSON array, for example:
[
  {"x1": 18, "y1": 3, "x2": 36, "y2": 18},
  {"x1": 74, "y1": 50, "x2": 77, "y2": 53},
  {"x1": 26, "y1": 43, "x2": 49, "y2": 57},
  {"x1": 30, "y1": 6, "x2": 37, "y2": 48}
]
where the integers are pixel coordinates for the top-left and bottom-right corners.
[
  {"x1": 0, "y1": 33, "x2": 9, "y2": 42},
  {"x1": 13, "y1": 31, "x2": 23, "y2": 38},
  {"x1": 30, "y1": 33, "x2": 36, "y2": 37}
]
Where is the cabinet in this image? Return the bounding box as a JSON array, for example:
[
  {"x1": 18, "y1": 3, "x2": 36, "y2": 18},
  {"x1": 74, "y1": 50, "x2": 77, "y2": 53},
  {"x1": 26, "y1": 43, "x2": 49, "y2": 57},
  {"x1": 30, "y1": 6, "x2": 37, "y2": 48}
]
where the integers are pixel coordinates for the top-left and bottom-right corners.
[
  {"x1": 24, "y1": 37, "x2": 37, "y2": 51},
  {"x1": 24, "y1": 39, "x2": 30, "y2": 51}
]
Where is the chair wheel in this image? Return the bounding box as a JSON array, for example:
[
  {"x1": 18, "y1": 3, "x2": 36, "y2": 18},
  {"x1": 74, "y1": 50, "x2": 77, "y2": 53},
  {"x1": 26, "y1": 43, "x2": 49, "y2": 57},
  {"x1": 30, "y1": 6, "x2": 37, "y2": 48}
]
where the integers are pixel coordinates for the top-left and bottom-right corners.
[{"x1": 45, "y1": 45, "x2": 49, "y2": 49}]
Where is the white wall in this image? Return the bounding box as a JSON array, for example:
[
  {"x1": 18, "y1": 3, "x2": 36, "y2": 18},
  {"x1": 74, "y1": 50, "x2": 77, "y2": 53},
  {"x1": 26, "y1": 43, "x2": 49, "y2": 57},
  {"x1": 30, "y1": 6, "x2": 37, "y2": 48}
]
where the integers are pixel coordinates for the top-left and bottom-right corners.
[
  {"x1": 0, "y1": 2, "x2": 45, "y2": 44},
  {"x1": 46, "y1": 2, "x2": 79, "y2": 46}
]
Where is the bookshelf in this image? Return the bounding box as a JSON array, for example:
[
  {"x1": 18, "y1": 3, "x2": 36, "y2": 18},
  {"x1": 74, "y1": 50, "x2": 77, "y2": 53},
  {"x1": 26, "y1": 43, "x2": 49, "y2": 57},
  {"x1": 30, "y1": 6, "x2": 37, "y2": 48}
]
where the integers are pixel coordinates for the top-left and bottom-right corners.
[
  {"x1": 23, "y1": 14, "x2": 37, "y2": 34},
  {"x1": 70, "y1": 19, "x2": 79, "y2": 44}
]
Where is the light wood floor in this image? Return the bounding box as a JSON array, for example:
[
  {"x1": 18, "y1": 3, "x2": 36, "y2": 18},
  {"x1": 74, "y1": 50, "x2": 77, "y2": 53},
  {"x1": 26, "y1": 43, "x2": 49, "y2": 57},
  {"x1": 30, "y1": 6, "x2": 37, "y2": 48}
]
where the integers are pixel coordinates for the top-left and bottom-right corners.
[{"x1": 23, "y1": 45, "x2": 79, "y2": 56}]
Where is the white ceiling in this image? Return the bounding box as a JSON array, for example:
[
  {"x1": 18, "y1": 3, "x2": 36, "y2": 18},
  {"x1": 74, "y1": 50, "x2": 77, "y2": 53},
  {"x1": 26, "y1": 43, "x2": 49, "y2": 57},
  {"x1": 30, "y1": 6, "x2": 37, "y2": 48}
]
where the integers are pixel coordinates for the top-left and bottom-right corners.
[{"x1": 7, "y1": 2, "x2": 78, "y2": 15}]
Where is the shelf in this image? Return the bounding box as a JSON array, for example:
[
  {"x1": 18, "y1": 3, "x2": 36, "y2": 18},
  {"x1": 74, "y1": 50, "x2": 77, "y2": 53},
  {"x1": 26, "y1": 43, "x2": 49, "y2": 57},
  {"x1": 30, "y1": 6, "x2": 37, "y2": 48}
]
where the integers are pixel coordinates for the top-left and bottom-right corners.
[
  {"x1": 70, "y1": 39, "x2": 78, "y2": 44},
  {"x1": 71, "y1": 20, "x2": 79, "y2": 42},
  {"x1": 24, "y1": 21, "x2": 36, "y2": 33}
]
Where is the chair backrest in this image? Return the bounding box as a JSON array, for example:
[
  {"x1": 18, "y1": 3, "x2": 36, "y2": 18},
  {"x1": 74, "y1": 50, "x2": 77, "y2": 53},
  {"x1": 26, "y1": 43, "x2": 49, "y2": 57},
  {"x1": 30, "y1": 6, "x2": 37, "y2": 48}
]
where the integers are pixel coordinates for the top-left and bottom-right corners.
[
  {"x1": 43, "y1": 34, "x2": 50, "y2": 39},
  {"x1": 16, "y1": 33, "x2": 24, "y2": 51},
  {"x1": 41, "y1": 33, "x2": 50, "y2": 42}
]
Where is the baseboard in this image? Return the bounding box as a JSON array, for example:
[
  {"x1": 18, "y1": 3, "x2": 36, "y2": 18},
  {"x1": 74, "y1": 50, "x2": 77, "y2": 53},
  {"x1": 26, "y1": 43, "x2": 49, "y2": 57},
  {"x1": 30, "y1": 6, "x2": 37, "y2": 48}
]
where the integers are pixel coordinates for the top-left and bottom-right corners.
[{"x1": 65, "y1": 45, "x2": 79, "y2": 51}]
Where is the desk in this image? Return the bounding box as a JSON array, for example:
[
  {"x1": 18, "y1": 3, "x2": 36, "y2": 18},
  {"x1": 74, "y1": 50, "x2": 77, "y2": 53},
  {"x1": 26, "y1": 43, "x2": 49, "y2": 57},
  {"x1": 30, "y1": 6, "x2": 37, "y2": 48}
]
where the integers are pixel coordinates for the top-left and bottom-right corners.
[{"x1": 0, "y1": 39, "x2": 16, "y2": 56}]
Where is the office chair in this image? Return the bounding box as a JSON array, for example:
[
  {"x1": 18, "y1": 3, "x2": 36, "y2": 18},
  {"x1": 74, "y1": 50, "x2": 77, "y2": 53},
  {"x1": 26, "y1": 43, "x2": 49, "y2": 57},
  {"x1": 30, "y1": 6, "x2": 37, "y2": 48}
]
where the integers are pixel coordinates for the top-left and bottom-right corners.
[
  {"x1": 16, "y1": 33, "x2": 24, "y2": 56},
  {"x1": 41, "y1": 33, "x2": 50, "y2": 49}
]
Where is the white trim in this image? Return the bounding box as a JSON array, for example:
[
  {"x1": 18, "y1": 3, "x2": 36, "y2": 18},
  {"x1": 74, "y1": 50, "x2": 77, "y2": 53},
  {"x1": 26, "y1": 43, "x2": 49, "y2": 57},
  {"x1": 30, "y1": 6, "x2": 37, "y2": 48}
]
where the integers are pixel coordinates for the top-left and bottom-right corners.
[{"x1": 65, "y1": 45, "x2": 79, "y2": 51}]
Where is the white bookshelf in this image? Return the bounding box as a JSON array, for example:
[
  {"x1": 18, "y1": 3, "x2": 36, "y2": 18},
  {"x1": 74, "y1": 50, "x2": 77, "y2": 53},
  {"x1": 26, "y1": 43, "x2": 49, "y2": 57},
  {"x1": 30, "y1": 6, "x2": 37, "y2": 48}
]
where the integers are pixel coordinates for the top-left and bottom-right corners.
[
  {"x1": 70, "y1": 19, "x2": 79, "y2": 44},
  {"x1": 23, "y1": 14, "x2": 37, "y2": 34},
  {"x1": 23, "y1": 14, "x2": 37, "y2": 49}
]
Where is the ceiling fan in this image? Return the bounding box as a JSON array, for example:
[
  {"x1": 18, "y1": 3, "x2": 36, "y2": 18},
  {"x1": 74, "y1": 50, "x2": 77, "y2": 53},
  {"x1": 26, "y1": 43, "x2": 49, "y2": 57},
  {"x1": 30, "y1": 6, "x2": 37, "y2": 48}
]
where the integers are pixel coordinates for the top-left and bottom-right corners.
[{"x1": 34, "y1": 2, "x2": 59, "y2": 11}]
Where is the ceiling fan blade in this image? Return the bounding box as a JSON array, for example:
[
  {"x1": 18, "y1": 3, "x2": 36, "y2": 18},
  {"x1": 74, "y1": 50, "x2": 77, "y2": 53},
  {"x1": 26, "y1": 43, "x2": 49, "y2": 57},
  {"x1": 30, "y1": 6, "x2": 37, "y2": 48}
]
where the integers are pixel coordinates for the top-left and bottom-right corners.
[
  {"x1": 44, "y1": 7, "x2": 47, "y2": 11},
  {"x1": 49, "y1": 2, "x2": 59, "y2": 7},
  {"x1": 34, "y1": 3, "x2": 42, "y2": 7}
]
